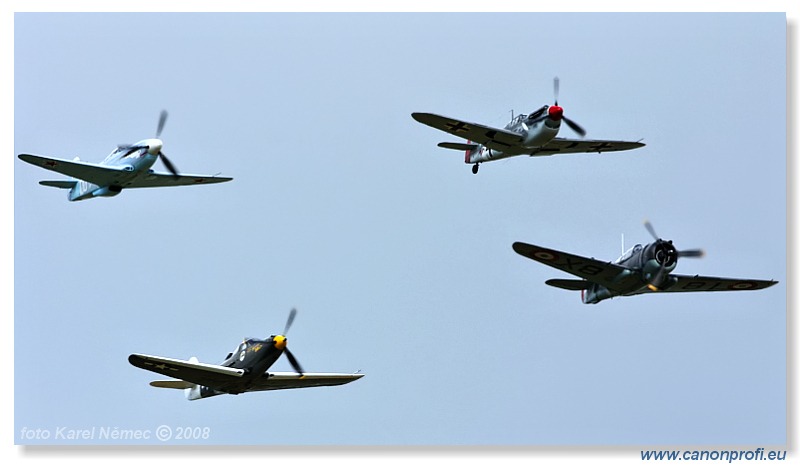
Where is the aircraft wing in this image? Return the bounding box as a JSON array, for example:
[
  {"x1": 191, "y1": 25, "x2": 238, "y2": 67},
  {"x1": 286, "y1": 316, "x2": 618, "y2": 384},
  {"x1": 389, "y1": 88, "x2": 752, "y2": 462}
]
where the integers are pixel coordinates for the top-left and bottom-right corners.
[
  {"x1": 531, "y1": 138, "x2": 645, "y2": 156},
  {"x1": 248, "y1": 372, "x2": 364, "y2": 392},
  {"x1": 18, "y1": 154, "x2": 127, "y2": 187},
  {"x1": 128, "y1": 354, "x2": 245, "y2": 389},
  {"x1": 633, "y1": 274, "x2": 778, "y2": 294},
  {"x1": 412, "y1": 112, "x2": 524, "y2": 150},
  {"x1": 124, "y1": 172, "x2": 233, "y2": 188},
  {"x1": 512, "y1": 241, "x2": 641, "y2": 292}
]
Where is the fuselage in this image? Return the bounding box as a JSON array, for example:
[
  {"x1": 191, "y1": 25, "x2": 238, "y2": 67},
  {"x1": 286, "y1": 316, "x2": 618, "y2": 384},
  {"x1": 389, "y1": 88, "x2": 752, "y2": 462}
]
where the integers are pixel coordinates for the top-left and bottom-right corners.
[
  {"x1": 192, "y1": 336, "x2": 285, "y2": 397},
  {"x1": 467, "y1": 106, "x2": 562, "y2": 164},
  {"x1": 68, "y1": 138, "x2": 162, "y2": 201},
  {"x1": 582, "y1": 240, "x2": 679, "y2": 304}
]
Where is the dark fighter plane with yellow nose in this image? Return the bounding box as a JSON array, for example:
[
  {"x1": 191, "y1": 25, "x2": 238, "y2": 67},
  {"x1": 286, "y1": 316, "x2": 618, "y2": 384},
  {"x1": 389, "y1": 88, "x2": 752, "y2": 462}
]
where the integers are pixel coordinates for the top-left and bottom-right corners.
[{"x1": 128, "y1": 309, "x2": 363, "y2": 400}]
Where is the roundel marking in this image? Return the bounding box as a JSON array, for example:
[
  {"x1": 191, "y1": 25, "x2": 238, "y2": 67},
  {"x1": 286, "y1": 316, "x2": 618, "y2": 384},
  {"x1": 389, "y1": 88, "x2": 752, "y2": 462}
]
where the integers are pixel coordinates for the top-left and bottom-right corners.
[
  {"x1": 729, "y1": 281, "x2": 757, "y2": 290},
  {"x1": 239, "y1": 350, "x2": 246, "y2": 361},
  {"x1": 533, "y1": 250, "x2": 559, "y2": 262}
]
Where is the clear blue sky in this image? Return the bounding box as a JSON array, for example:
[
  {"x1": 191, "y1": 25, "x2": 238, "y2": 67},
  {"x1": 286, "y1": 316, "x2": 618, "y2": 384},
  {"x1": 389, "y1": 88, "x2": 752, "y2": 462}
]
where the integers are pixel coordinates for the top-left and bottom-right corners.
[{"x1": 12, "y1": 11, "x2": 787, "y2": 448}]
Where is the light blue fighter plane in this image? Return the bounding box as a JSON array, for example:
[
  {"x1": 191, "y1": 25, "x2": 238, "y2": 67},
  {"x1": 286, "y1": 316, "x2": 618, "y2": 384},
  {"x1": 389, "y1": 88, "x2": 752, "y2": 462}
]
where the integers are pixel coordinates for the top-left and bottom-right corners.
[{"x1": 18, "y1": 111, "x2": 232, "y2": 201}]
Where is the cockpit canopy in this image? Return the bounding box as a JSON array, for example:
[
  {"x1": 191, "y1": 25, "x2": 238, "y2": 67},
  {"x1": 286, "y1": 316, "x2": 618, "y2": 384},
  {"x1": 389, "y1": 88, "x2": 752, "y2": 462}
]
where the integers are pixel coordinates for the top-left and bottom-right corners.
[
  {"x1": 233, "y1": 338, "x2": 259, "y2": 354},
  {"x1": 504, "y1": 113, "x2": 530, "y2": 129},
  {"x1": 616, "y1": 243, "x2": 644, "y2": 263}
]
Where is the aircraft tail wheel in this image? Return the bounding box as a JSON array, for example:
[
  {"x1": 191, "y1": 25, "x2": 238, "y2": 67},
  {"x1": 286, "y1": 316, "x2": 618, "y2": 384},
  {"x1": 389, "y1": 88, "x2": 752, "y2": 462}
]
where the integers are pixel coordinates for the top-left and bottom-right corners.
[{"x1": 472, "y1": 163, "x2": 479, "y2": 174}]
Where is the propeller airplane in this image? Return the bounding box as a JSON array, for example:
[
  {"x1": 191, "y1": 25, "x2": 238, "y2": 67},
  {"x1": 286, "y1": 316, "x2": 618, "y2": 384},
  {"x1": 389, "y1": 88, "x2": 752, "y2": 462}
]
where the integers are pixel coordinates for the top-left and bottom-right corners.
[
  {"x1": 512, "y1": 221, "x2": 777, "y2": 304},
  {"x1": 128, "y1": 309, "x2": 364, "y2": 401},
  {"x1": 412, "y1": 77, "x2": 645, "y2": 174},
  {"x1": 18, "y1": 110, "x2": 232, "y2": 201}
]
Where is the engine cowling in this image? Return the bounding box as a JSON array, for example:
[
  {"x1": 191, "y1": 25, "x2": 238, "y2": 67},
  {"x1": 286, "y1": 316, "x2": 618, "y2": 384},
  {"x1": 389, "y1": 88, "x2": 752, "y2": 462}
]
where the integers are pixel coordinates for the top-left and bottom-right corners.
[
  {"x1": 642, "y1": 240, "x2": 679, "y2": 287},
  {"x1": 654, "y1": 240, "x2": 678, "y2": 268},
  {"x1": 520, "y1": 107, "x2": 561, "y2": 147}
]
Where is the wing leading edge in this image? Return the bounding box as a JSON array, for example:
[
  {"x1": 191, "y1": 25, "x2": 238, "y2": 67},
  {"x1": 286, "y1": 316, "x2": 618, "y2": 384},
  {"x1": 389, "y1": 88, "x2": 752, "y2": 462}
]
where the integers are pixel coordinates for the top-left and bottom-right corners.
[
  {"x1": 634, "y1": 274, "x2": 778, "y2": 295},
  {"x1": 512, "y1": 241, "x2": 641, "y2": 292},
  {"x1": 128, "y1": 354, "x2": 245, "y2": 389},
  {"x1": 19, "y1": 154, "x2": 128, "y2": 187},
  {"x1": 532, "y1": 137, "x2": 645, "y2": 156},
  {"x1": 19, "y1": 154, "x2": 232, "y2": 188},
  {"x1": 412, "y1": 112, "x2": 523, "y2": 150},
  {"x1": 124, "y1": 172, "x2": 232, "y2": 188},
  {"x1": 249, "y1": 372, "x2": 365, "y2": 391}
]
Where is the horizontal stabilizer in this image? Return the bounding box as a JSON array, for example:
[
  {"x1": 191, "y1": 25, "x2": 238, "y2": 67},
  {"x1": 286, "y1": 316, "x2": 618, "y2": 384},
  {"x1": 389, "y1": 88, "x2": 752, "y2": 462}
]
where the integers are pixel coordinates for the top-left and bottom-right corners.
[
  {"x1": 545, "y1": 279, "x2": 591, "y2": 290},
  {"x1": 39, "y1": 180, "x2": 77, "y2": 189},
  {"x1": 150, "y1": 380, "x2": 195, "y2": 390},
  {"x1": 438, "y1": 142, "x2": 479, "y2": 151}
]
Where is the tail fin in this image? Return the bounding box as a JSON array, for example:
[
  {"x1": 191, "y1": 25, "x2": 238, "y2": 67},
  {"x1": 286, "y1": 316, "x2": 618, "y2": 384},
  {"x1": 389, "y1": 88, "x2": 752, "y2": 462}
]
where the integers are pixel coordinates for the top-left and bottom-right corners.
[
  {"x1": 184, "y1": 357, "x2": 201, "y2": 400},
  {"x1": 182, "y1": 357, "x2": 218, "y2": 401},
  {"x1": 185, "y1": 383, "x2": 224, "y2": 401},
  {"x1": 185, "y1": 384, "x2": 203, "y2": 401}
]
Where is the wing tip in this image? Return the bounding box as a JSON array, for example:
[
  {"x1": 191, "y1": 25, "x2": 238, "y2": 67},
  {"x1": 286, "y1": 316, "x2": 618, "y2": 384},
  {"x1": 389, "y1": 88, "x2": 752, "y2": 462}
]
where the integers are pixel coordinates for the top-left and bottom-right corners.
[
  {"x1": 511, "y1": 241, "x2": 532, "y2": 255},
  {"x1": 18, "y1": 153, "x2": 39, "y2": 163},
  {"x1": 128, "y1": 354, "x2": 145, "y2": 367}
]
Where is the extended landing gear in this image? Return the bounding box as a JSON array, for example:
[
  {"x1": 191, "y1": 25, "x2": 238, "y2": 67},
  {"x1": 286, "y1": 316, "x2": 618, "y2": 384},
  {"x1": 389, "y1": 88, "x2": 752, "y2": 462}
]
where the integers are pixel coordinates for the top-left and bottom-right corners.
[{"x1": 472, "y1": 163, "x2": 480, "y2": 174}]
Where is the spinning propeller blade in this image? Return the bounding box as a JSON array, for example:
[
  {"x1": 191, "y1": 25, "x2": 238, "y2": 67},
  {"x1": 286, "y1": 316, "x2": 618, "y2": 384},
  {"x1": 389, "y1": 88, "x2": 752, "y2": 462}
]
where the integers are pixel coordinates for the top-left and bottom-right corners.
[
  {"x1": 273, "y1": 308, "x2": 304, "y2": 375},
  {"x1": 543, "y1": 76, "x2": 586, "y2": 136},
  {"x1": 117, "y1": 110, "x2": 182, "y2": 179},
  {"x1": 283, "y1": 308, "x2": 297, "y2": 336},
  {"x1": 283, "y1": 348, "x2": 305, "y2": 375},
  {"x1": 643, "y1": 221, "x2": 704, "y2": 258},
  {"x1": 153, "y1": 110, "x2": 179, "y2": 178},
  {"x1": 642, "y1": 220, "x2": 704, "y2": 290},
  {"x1": 553, "y1": 76, "x2": 560, "y2": 106},
  {"x1": 678, "y1": 249, "x2": 705, "y2": 258},
  {"x1": 159, "y1": 151, "x2": 179, "y2": 179},
  {"x1": 562, "y1": 116, "x2": 586, "y2": 137},
  {"x1": 156, "y1": 110, "x2": 168, "y2": 139},
  {"x1": 644, "y1": 220, "x2": 659, "y2": 241},
  {"x1": 649, "y1": 265, "x2": 668, "y2": 291}
]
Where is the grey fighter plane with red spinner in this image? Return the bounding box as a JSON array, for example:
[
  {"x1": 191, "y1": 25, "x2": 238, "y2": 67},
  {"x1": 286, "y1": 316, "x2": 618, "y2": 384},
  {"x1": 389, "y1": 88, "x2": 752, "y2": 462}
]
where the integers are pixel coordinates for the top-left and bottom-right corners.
[
  {"x1": 128, "y1": 309, "x2": 363, "y2": 400},
  {"x1": 18, "y1": 111, "x2": 232, "y2": 201},
  {"x1": 512, "y1": 221, "x2": 777, "y2": 304},
  {"x1": 412, "y1": 77, "x2": 644, "y2": 174}
]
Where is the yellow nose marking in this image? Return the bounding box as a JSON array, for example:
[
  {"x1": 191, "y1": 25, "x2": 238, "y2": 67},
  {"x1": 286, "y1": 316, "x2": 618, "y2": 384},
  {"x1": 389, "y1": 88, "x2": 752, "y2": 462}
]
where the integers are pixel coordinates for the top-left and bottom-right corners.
[{"x1": 274, "y1": 335, "x2": 287, "y2": 350}]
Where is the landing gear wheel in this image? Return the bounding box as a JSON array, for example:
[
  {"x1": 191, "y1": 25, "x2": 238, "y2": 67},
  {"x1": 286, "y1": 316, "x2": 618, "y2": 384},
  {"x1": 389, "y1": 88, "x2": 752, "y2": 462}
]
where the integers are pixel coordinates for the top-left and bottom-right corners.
[{"x1": 472, "y1": 163, "x2": 479, "y2": 174}]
